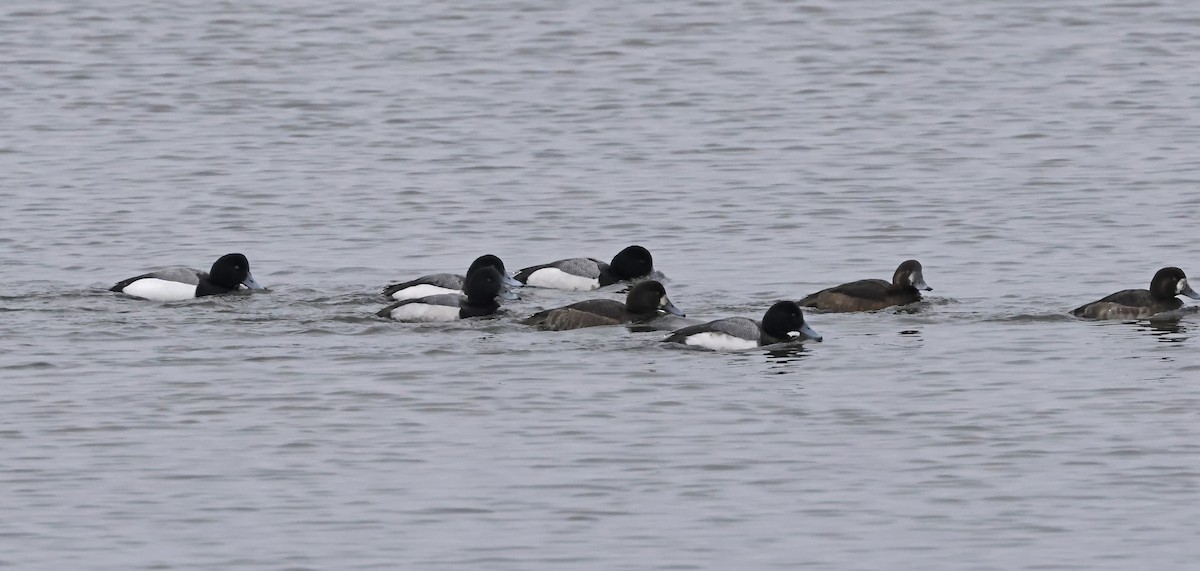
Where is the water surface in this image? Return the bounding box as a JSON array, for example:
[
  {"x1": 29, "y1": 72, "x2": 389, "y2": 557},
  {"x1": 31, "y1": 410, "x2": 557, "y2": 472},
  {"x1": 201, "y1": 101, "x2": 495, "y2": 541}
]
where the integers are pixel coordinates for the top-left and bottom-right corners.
[{"x1": 3, "y1": 1, "x2": 1200, "y2": 569}]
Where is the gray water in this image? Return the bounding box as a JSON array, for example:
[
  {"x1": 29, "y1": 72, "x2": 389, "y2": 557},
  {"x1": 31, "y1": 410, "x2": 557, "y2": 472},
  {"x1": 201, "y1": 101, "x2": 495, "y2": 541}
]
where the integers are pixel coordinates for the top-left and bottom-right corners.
[{"x1": 3, "y1": 0, "x2": 1200, "y2": 569}]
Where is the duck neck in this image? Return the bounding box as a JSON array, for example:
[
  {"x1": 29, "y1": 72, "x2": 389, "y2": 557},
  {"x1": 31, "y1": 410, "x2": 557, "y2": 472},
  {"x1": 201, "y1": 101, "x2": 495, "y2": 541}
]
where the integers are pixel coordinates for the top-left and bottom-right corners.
[{"x1": 460, "y1": 299, "x2": 499, "y2": 318}]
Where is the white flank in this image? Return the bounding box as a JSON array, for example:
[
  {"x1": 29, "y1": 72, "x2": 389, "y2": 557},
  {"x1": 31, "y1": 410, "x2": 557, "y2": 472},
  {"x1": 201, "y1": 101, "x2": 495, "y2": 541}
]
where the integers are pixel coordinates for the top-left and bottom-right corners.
[
  {"x1": 684, "y1": 332, "x2": 757, "y2": 351},
  {"x1": 526, "y1": 268, "x2": 600, "y2": 291},
  {"x1": 121, "y1": 278, "x2": 197, "y2": 302},
  {"x1": 390, "y1": 284, "x2": 459, "y2": 301},
  {"x1": 388, "y1": 303, "x2": 461, "y2": 322}
]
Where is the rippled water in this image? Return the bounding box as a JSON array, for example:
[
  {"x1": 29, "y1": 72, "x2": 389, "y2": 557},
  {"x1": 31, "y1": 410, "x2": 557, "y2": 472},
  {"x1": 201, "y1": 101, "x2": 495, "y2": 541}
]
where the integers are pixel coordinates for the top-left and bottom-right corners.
[{"x1": 4, "y1": 1, "x2": 1200, "y2": 569}]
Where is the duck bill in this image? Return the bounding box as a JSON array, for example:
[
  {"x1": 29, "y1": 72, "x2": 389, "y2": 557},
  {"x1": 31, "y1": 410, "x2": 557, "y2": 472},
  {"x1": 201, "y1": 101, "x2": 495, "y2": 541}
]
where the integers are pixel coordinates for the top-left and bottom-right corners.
[
  {"x1": 790, "y1": 322, "x2": 823, "y2": 342},
  {"x1": 241, "y1": 272, "x2": 266, "y2": 290},
  {"x1": 661, "y1": 298, "x2": 685, "y2": 317},
  {"x1": 1181, "y1": 279, "x2": 1200, "y2": 300},
  {"x1": 912, "y1": 273, "x2": 932, "y2": 291},
  {"x1": 502, "y1": 273, "x2": 523, "y2": 288},
  {"x1": 497, "y1": 288, "x2": 520, "y2": 301}
]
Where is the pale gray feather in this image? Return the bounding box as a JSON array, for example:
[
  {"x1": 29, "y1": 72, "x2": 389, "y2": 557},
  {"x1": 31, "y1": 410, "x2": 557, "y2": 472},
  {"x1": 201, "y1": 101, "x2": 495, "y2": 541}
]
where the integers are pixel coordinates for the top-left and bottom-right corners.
[
  {"x1": 553, "y1": 258, "x2": 603, "y2": 279},
  {"x1": 704, "y1": 317, "x2": 762, "y2": 340},
  {"x1": 143, "y1": 267, "x2": 204, "y2": 285},
  {"x1": 414, "y1": 293, "x2": 465, "y2": 307}
]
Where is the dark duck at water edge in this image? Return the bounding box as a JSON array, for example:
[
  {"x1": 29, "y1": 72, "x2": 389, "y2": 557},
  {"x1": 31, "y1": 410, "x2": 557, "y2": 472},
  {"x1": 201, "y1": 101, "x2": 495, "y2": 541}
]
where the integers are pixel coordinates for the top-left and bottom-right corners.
[
  {"x1": 798, "y1": 259, "x2": 932, "y2": 312},
  {"x1": 522, "y1": 280, "x2": 684, "y2": 331},
  {"x1": 513, "y1": 245, "x2": 655, "y2": 291},
  {"x1": 1071, "y1": 266, "x2": 1200, "y2": 320},
  {"x1": 377, "y1": 266, "x2": 517, "y2": 322},
  {"x1": 663, "y1": 301, "x2": 822, "y2": 351},
  {"x1": 110, "y1": 253, "x2": 265, "y2": 301},
  {"x1": 382, "y1": 254, "x2": 522, "y2": 300}
]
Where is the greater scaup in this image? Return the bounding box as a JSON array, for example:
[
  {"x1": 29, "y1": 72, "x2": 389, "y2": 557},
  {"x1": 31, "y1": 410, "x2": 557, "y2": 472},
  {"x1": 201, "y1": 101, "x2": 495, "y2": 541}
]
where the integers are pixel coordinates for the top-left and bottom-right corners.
[
  {"x1": 522, "y1": 280, "x2": 684, "y2": 330},
  {"x1": 513, "y1": 245, "x2": 655, "y2": 291},
  {"x1": 382, "y1": 254, "x2": 522, "y2": 300},
  {"x1": 1071, "y1": 266, "x2": 1200, "y2": 319},
  {"x1": 663, "y1": 301, "x2": 822, "y2": 350},
  {"x1": 376, "y1": 266, "x2": 517, "y2": 322},
  {"x1": 110, "y1": 253, "x2": 264, "y2": 301},
  {"x1": 798, "y1": 259, "x2": 931, "y2": 312}
]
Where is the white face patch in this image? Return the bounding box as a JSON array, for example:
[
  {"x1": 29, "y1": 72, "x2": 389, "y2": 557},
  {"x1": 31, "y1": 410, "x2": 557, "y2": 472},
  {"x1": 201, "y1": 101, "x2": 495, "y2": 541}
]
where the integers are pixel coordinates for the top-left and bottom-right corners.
[
  {"x1": 1178, "y1": 278, "x2": 1189, "y2": 294},
  {"x1": 526, "y1": 268, "x2": 600, "y2": 291},
  {"x1": 787, "y1": 331, "x2": 801, "y2": 338},
  {"x1": 660, "y1": 295, "x2": 668, "y2": 307}
]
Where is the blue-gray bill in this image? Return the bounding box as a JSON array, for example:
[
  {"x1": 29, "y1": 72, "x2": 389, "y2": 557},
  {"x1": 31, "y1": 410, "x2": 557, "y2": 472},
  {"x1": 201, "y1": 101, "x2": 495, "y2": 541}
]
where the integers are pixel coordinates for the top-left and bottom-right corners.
[
  {"x1": 663, "y1": 299, "x2": 685, "y2": 317},
  {"x1": 242, "y1": 273, "x2": 266, "y2": 290},
  {"x1": 794, "y1": 322, "x2": 823, "y2": 342},
  {"x1": 1181, "y1": 279, "x2": 1200, "y2": 300},
  {"x1": 502, "y1": 273, "x2": 523, "y2": 288}
]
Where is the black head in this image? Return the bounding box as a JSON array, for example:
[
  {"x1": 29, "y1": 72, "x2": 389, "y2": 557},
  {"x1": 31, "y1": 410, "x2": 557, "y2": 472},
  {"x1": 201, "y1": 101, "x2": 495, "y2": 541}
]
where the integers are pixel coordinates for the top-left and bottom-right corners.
[
  {"x1": 208, "y1": 253, "x2": 255, "y2": 290},
  {"x1": 467, "y1": 254, "x2": 522, "y2": 289},
  {"x1": 609, "y1": 245, "x2": 654, "y2": 281},
  {"x1": 467, "y1": 254, "x2": 506, "y2": 275},
  {"x1": 625, "y1": 280, "x2": 685, "y2": 316},
  {"x1": 761, "y1": 301, "x2": 822, "y2": 344},
  {"x1": 893, "y1": 259, "x2": 931, "y2": 291},
  {"x1": 461, "y1": 266, "x2": 506, "y2": 304},
  {"x1": 1149, "y1": 267, "x2": 1200, "y2": 300}
]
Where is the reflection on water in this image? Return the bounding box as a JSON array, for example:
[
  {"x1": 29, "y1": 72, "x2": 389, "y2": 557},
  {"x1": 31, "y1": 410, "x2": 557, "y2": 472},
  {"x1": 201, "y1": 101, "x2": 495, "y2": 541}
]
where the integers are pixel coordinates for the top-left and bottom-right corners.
[
  {"x1": 1136, "y1": 319, "x2": 1189, "y2": 343},
  {"x1": 764, "y1": 344, "x2": 812, "y2": 363}
]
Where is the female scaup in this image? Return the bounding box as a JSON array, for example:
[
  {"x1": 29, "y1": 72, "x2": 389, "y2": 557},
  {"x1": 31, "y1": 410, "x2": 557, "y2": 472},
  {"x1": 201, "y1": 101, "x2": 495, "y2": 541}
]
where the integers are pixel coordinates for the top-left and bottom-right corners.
[
  {"x1": 377, "y1": 266, "x2": 517, "y2": 322},
  {"x1": 382, "y1": 254, "x2": 522, "y2": 300},
  {"x1": 663, "y1": 301, "x2": 822, "y2": 351},
  {"x1": 513, "y1": 245, "x2": 655, "y2": 291},
  {"x1": 798, "y1": 259, "x2": 931, "y2": 312},
  {"x1": 110, "y1": 253, "x2": 264, "y2": 301},
  {"x1": 1071, "y1": 266, "x2": 1200, "y2": 319},
  {"x1": 522, "y1": 280, "x2": 684, "y2": 330}
]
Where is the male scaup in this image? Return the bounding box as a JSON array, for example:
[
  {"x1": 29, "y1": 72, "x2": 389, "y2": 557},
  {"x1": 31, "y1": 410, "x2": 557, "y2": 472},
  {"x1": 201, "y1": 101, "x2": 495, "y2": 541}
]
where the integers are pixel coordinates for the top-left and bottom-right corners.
[
  {"x1": 376, "y1": 266, "x2": 517, "y2": 322},
  {"x1": 382, "y1": 254, "x2": 522, "y2": 300},
  {"x1": 522, "y1": 280, "x2": 684, "y2": 330},
  {"x1": 513, "y1": 245, "x2": 655, "y2": 291},
  {"x1": 110, "y1": 253, "x2": 265, "y2": 301},
  {"x1": 1071, "y1": 266, "x2": 1200, "y2": 319},
  {"x1": 798, "y1": 259, "x2": 932, "y2": 312},
  {"x1": 663, "y1": 301, "x2": 822, "y2": 351}
]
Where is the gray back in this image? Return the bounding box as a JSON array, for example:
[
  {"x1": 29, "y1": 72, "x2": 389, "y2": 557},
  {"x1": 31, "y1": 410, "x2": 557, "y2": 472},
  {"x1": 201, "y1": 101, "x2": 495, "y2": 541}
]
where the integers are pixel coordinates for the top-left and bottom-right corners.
[
  {"x1": 554, "y1": 258, "x2": 602, "y2": 279},
  {"x1": 707, "y1": 317, "x2": 761, "y2": 340},
  {"x1": 145, "y1": 267, "x2": 203, "y2": 285}
]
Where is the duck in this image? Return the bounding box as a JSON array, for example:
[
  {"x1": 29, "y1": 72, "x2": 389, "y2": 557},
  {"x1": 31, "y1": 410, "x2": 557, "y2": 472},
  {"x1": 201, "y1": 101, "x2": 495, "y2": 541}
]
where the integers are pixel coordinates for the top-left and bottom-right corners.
[
  {"x1": 382, "y1": 254, "x2": 521, "y2": 300},
  {"x1": 110, "y1": 253, "x2": 265, "y2": 301},
  {"x1": 513, "y1": 245, "x2": 655, "y2": 291},
  {"x1": 663, "y1": 301, "x2": 822, "y2": 350},
  {"x1": 798, "y1": 259, "x2": 931, "y2": 312},
  {"x1": 1071, "y1": 266, "x2": 1200, "y2": 319},
  {"x1": 377, "y1": 266, "x2": 516, "y2": 322},
  {"x1": 522, "y1": 280, "x2": 684, "y2": 330}
]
